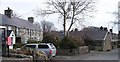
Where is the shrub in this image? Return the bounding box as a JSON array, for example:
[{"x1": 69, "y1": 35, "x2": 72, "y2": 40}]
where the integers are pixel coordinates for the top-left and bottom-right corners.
[
  {"x1": 42, "y1": 34, "x2": 60, "y2": 48},
  {"x1": 59, "y1": 36, "x2": 77, "y2": 49},
  {"x1": 42, "y1": 34, "x2": 54, "y2": 43},
  {"x1": 69, "y1": 35, "x2": 85, "y2": 47}
]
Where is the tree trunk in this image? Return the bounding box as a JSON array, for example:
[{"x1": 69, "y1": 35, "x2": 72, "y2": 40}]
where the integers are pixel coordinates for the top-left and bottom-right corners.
[
  {"x1": 63, "y1": 12, "x2": 66, "y2": 36},
  {"x1": 67, "y1": 4, "x2": 75, "y2": 35}
]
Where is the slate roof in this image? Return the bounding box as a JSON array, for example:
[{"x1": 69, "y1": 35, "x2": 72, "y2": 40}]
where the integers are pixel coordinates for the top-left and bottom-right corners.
[
  {"x1": 0, "y1": 14, "x2": 40, "y2": 30},
  {"x1": 70, "y1": 27, "x2": 108, "y2": 40}
]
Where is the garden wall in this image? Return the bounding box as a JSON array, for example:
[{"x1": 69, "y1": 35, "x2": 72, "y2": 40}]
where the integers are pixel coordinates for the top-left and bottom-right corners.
[{"x1": 57, "y1": 46, "x2": 89, "y2": 56}]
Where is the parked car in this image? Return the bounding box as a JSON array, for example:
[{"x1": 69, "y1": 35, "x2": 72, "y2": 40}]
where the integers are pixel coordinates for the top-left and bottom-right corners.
[{"x1": 21, "y1": 43, "x2": 56, "y2": 58}]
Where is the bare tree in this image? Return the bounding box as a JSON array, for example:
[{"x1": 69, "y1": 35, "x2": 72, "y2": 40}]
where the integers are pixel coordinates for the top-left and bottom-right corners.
[
  {"x1": 35, "y1": 0, "x2": 96, "y2": 36},
  {"x1": 41, "y1": 20, "x2": 56, "y2": 35},
  {"x1": 34, "y1": 22, "x2": 42, "y2": 30}
]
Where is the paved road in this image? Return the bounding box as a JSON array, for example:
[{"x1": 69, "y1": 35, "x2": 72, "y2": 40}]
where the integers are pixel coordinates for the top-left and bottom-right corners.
[
  {"x1": 52, "y1": 48, "x2": 118, "y2": 60},
  {"x1": 1, "y1": 48, "x2": 119, "y2": 62}
]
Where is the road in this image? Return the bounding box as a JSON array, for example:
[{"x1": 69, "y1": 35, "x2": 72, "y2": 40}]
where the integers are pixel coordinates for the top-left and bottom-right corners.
[
  {"x1": 1, "y1": 48, "x2": 119, "y2": 62},
  {"x1": 52, "y1": 48, "x2": 118, "y2": 60}
]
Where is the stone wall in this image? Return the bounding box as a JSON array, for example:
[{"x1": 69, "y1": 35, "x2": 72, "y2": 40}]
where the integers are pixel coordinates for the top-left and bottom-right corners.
[
  {"x1": 78, "y1": 46, "x2": 89, "y2": 53},
  {"x1": 57, "y1": 46, "x2": 89, "y2": 56}
]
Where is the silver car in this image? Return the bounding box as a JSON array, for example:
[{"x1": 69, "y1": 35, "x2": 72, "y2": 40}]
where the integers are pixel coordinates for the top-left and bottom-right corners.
[{"x1": 23, "y1": 43, "x2": 56, "y2": 58}]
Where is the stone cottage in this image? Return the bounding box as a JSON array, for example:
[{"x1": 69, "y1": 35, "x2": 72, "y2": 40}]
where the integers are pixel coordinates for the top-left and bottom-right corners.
[
  {"x1": 80, "y1": 26, "x2": 112, "y2": 51},
  {"x1": 0, "y1": 7, "x2": 43, "y2": 49}
]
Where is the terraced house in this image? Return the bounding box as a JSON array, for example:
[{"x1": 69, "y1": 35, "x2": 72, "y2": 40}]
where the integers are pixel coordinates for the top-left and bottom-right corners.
[{"x1": 0, "y1": 8, "x2": 43, "y2": 49}]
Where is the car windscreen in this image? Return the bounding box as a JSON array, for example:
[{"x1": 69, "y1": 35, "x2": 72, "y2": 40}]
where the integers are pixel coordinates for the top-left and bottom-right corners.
[{"x1": 38, "y1": 45, "x2": 49, "y2": 48}]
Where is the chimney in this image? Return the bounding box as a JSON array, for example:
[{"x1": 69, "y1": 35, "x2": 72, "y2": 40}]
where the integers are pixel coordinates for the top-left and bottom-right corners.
[
  {"x1": 75, "y1": 28, "x2": 78, "y2": 32},
  {"x1": 28, "y1": 17, "x2": 34, "y2": 23},
  {"x1": 103, "y1": 27, "x2": 108, "y2": 31},
  {"x1": 110, "y1": 29, "x2": 113, "y2": 33},
  {"x1": 71, "y1": 30, "x2": 73, "y2": 32},
  {"x1": 100, "y1": 26, "x2": 103, "y2": 30},
  {"x1": 4, "y1": 7, "x2": 13, "y2": 18}
]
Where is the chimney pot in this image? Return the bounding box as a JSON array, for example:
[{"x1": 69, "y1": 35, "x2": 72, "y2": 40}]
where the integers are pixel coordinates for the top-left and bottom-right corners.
[
  {"x1": 104, "y1": 27, "x2": 108, "y2": 31},
  {"x1": 75, "y1": 28, "x2": 78, "y2": 32},
  {"x1": 28, "y1": 17, "x2": 34, "y2": 23},
  {"x1": 4, "y1": 7, "x2": 13, "y2": 18},
  {"x1": 110, "y1": 29, "x2": 113, "y2": 33},
  {"x1": 100, "y1": 26, "x2": 103, "y2": 30}
]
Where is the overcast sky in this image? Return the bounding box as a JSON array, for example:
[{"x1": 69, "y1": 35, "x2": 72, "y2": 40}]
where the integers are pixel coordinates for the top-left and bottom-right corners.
[{"x1": 0, "y1": 0, "x2": 119, "y2": 33}]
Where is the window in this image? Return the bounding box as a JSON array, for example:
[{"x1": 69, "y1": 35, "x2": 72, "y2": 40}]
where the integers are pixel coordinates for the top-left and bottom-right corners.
[
  {"x1": 34, "y1": 30, "x2": 36, "y2": 36},
  {"x1": 38, "y1": 45, "x2": 49, "y2": 48},
  {"x1": 30, "y1": 29, "x2": 31, "y2": 37},
  {"x1": 27, "y1": 29, "x2": 29, "y2": 35}
]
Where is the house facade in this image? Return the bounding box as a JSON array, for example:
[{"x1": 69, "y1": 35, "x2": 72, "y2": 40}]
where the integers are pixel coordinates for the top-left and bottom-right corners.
[
  {"x1": 0, "y1": 8, "x2": 43, "y2": 48},
  {"x1": 110, "y1": 33, "x2": 118, "y2": 49},
  {"x1": 80, "y1": 26, "x2": 112, "y2": 51}
]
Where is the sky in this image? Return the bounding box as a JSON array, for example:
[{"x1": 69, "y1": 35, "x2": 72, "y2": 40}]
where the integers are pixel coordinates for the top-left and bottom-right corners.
[{"x1": 0, "y1": 0, "x2": 119, "y2": 33}]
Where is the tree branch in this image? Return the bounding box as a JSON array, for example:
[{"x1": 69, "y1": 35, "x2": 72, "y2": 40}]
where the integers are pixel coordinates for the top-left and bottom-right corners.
[
  {"x1": 67, "y1": 3, "x2": 75, "y2": 34},
  {"x1": 52, "y1": 1, "x2": 64, "y2": 15},
  {"x1": 74, "y1": 1, "x2": 92, "y2": 16}
]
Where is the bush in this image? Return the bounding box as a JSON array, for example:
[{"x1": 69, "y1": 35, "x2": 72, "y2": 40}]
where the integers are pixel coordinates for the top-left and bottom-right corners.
[
  {"x1": 42, "y1": 34, "x2": 54, "y2": 43},
  {"x1": 42, "y1": 34, "x2": 60, "y2": 48},
  {"x1": 59, "y1": 36, "x2": 77, "y2": 49},
  {"x1": 71, "y1": 36, "x2": 84, "y2": 47}
]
